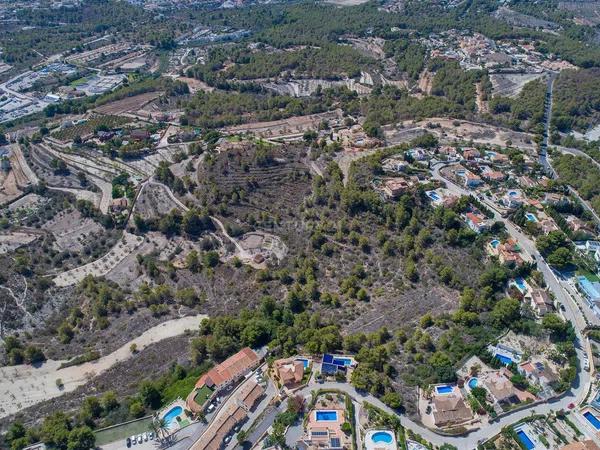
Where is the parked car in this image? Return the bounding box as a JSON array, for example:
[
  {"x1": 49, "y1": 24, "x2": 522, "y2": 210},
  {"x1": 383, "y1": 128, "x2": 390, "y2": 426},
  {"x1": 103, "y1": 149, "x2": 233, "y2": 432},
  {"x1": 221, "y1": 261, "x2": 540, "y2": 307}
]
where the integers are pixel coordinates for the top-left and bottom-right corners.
[
  {"x1": 126, "y1": 437, "x2": 132, "y2": 448},
  {"x1": 149, "y1": 432, "x2": 154, "y2": 440},
  {"x1": 130, "y1": 435, "x2": 137, "y2": 445},
  {"x1": 143, "y1": 432, "x2": 148, "y2": 442},
  {"x1": 137, "y1": 435, "x2": 143, "y2": 444}
]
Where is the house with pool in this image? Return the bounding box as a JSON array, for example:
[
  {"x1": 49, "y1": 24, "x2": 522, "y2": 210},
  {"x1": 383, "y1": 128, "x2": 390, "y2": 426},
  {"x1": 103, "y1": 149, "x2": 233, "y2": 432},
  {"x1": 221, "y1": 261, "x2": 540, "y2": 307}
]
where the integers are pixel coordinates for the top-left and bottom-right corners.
[
  {"x1": 273, "y1": 356, "x2": 307, "y2": 389},
  {"x1": 186, "y1": 347, "x2": 260, "y2": 415},
  {"x1": 420, "y1": 383, "x2": 474, "y2": 429},
  {"x1": 300, "y1": 406, "x2": 350, "y2": 449}
]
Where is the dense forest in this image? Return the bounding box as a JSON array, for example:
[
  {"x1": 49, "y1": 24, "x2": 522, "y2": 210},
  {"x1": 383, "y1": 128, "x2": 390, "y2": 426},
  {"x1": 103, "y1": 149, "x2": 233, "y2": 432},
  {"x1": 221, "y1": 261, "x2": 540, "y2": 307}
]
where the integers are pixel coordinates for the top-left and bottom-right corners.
[
  {"x1": 489, "y1": 78, "x2": 547, "y2": 132},
  {"x1": 552, "y1": 153, "x2": 600, "y2": 214},
  {"x1": 552, "y1": 69, "x2": 600, "y2": 133}
]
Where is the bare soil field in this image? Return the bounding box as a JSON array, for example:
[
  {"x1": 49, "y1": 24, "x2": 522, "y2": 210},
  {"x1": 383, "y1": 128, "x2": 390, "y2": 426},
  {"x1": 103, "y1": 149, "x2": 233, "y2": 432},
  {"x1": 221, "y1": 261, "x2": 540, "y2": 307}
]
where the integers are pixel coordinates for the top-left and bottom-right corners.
[
  {"x1": 0, "y1": 171, "x2": 23, "y2": 206},
  {"x1": 29, "y1": 144, "x2": 95, "y2": 189},
  {"x1": 133, "y1": 182, "x2": 185, "y2": 219},
  {"x1": 175, "y1": 77, "x2": 214, "y2": 94},
  {"x1": 94, "y1": 92, "x2": 163, "y2": 116},
  {"x1": 0, "y1": 231, "x2": 40, "y2": 254},
  {"x1": 490, "y1": 73, "x2": 545, "y2": 98},
  {"x1": 44, "y1": 209, "x2": 104, "y2": 252},
  {"x1": 223, "y1": 109, "x2": 343, "y2": 138},
  {"x1": 385, "y1": 118, "x2": 536, "y2": 151},
  {"x1": 53, "y1": 232, "x2": 144, "y2": 287}
]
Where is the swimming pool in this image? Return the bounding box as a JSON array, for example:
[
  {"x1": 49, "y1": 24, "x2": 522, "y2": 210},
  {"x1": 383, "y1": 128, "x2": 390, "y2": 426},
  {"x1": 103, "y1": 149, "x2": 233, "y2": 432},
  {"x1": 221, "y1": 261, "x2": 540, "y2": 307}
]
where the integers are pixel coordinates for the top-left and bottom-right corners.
[
  {"x1": 508, "y1": 190, "x2": 520, "y2": 197},
  {"x1": 584, "y1": 411, "x2": 600, "y2": 429},
  {"x1": 490, "y1": 239, "x2": 500, "y2": 249},
  {"x1": 514, "y1": 277, "x2": 527, "y2": 293},
  {"x1": 435, "y1": 385, "x2": 453, "y2": 395},
  {"x1": 296, "y1": 358, "x2": 310, "y2": 368},
  {"x1": 525, "y1": 213, "x2": 538, "y2": 222},
  {"x1": 468, "y1": 378, "x2": 478, "y2": 389},
  {"x1": 163, "y1": 406, "x2": 183, "y2": 426},
  {"x1": 495, "y1": 353, "x2": 513, "y2": 365},
  {"x1": 516, "y1": 430, "x2": 535, "y2": 450},
  {"x1": 332, "y1": 357, "x2": 352, "y2": 367},
  {"x1": 427, "y1": 191, "x2": 441, "y2": 201},
  {"x1": 371, "y1": 431, "x2": 393, "y2": 444},
  {"x1": 316, "y1": 410, "x2": 338, "y2": 421}
]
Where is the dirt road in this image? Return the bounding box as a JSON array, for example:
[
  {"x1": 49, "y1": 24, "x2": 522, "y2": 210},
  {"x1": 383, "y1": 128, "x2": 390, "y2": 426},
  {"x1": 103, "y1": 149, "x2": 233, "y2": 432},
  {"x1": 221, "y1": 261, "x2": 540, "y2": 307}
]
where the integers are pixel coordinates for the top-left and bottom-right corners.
[{"x1": 0, "y1": 314, "x2": 207, "y2": 419}]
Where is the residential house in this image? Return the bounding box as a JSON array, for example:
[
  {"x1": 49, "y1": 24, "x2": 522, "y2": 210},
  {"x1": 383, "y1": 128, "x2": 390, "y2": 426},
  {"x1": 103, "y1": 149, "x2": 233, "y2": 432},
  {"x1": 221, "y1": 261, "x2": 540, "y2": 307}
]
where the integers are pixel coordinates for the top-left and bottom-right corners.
[
  {"x1": 431, "y1": 391, "x2": 473, "y2": 428},
  {"x1": 130, "y1": 129, "x2": 150, "y2": 141},
  {"x1": 566, "y1": 215, "x2": 590, "y2": 233},
  {"x1": 110, "y1": 197, "x2": 129, "y2": 212},
  {"x1": 482, "y1": 170, "x2": 505, "y2": 182},
  {"x1": 539, "y1": 218, "x2": 560, "y2": 235},
  {"x1": 518, "y1": 360, "x2": 558, "y2": 390},
  {"x1": 462, "y1": 148, "x2": 481, "y2": 160},
  {"x1": 465, "y1": 212, "x2": 491, "y2": 233},
  {"x1": 491, "y1": 153, "x2": 510, "y2": 164},
  {"x1": 237, "y1": 380, "x2": 265, "y2": 412},
  {"x1": 497, "y1": 240, "x2": 524, "y2": 267},
  {"x1": 186, "y1": 347, "x2": 260, "y2": 414},
  {"x1": 518, "y1": 176, "x2": 537, "y2": 189},
  {"x1": 383, "y1": 178, "x2": 412, "y2": 199},
  {"x1": 464, "y1": 172, "x2": 483, "y2": 188},
  {"x1": 408, "y1": 147, "x2": 428, "y2": 161},
  {"x1": 543, "y1": 193, "x2": 568, "y2": 207},
  {"x1": 273, "y1": 357, "x2": 305, "y2": 389},
  {"x1": 438, "y1": 145, "x2": 457, "y2": 158},
  {"x1": 302, "y1": 408, "x2": 348, "y2": 449},
  {"x1": 482, "y1": 368, "x2": 535, "y2": 405},
  {"x1": 191, "y1": 403, "x2": 247, "y2": 450},
  {"x1": 528, "y1": 289, "x2": 553, "y2": 316},
  {"x1": 501, "y1": 190, "x2": 525, "y2": 209}
]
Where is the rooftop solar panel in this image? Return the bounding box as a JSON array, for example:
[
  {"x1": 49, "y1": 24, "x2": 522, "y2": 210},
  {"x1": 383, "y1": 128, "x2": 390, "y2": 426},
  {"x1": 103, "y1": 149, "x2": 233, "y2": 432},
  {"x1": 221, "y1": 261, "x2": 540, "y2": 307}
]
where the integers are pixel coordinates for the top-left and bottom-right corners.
[
  {"x1": 323, "y1": 354, "x2": 333, "y2": 364},
  {"x1": 321, "y1": 363, "x2": 338, "y2": 374}
]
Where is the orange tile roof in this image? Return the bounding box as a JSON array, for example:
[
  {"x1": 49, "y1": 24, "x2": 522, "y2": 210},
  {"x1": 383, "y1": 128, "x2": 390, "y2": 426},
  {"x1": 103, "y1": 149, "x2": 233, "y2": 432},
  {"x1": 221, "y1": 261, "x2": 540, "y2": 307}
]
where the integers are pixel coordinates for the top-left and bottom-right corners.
[{"x1": 195, "y1": 347, "x2": 259, "y2": 389}]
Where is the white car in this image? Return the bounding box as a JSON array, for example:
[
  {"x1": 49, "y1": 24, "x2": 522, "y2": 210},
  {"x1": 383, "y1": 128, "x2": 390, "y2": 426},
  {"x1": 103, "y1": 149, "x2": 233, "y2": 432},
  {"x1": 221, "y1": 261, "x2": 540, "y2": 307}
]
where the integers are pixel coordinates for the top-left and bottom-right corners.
[
  {"x1": 131, "y1": 436, "x2": 137, "y2": 445},
  {"x1": 149, "y1": 432, "x2": 154, "y2": 441},
  {"x1": 143, "y1": 432, "x2": 148, "y2": 442},
  {"x1": 137, "y1": 435, "x2": 143, "y2": 444}
]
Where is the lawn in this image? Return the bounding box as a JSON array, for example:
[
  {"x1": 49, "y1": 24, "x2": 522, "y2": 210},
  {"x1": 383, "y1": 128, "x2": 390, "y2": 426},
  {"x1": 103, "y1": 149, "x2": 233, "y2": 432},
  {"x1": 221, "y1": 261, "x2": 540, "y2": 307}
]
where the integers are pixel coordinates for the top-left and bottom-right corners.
[
  {"x1": 94, "y1": 417, "x2": 153, "y2": 446},
  {"x1": 70, "y1": 76, "x2": 90, "y2": 87},
  {"x1": 577, "y1": 270, "x2": 600, "y2": 282},
  {"x1": 193, "y1": 384, "x2": 214, "y2": 406}
]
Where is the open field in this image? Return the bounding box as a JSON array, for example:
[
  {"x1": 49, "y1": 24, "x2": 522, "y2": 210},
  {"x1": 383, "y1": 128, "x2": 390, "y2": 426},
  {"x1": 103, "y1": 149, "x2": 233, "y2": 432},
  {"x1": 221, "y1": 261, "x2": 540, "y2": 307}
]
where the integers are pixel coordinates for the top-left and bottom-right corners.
[
  {"x1": 53, "y1": 232, "x2": 144, "y2": 287},
  {"x1": 0, "y1": 314, "x2": 206, "y2": 419},
  {"x1": 223, "y1": 109, "x2": 343, "y2": 139},
  {"x1": 384, "y1": 118, "x2": 537, "y2": 151},
  {"x1": 45, "y1": 209, "x2": 104, "y2": 252},
  {"x1": 490, "y1": 73, "x2": 545, "y2": 98},
  {"x1": 0, "y1": 230, "x2": 40, "y2": 254},
  {"x1": 94, "y1": 92, "x2": 163, "y2": 116}
]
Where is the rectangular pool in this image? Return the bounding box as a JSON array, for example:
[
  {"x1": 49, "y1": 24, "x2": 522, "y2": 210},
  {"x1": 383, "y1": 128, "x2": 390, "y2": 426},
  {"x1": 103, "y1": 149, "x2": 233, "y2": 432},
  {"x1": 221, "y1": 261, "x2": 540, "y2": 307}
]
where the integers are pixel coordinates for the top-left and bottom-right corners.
[
  {"x1": 584, "y1": 411, "x2": 600, "y2": 430},
  {"x1": 516, "y1": 430, "x2": 535, "y2": 450},
  {"x1": 296, "y1": 358, "x2": 309, "y2": 368},
  {"x1": 495, "y1": 353, "x2": 513, "y2": 365},
  {"x1": 316, "y1": 410, "x2": 338, "y2": 421},
  {"x1": 427, "y1": 191, "x2": 440, "y2": 201},
  {"x1": 435, "y1": 385, "x2": 453, "y2": 394},
  {"x1": 525, "y1": 213, "x2": 538, "y2": 222},
  {"x1": 332, "y1": 357, "x2": 352, "y2": 367}
]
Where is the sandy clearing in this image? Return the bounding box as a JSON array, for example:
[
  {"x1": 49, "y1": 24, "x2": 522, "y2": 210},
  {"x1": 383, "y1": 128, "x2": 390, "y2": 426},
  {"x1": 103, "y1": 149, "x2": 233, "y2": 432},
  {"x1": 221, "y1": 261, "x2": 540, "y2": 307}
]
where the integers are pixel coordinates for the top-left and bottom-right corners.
[{"x1": 0, "y1": 314, "x2": 207, "y2": 419}]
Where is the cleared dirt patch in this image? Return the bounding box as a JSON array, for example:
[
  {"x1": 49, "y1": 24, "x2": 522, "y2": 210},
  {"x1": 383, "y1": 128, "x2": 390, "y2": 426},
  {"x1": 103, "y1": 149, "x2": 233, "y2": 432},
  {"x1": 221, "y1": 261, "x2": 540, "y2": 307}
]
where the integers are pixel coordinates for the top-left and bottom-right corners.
[{"x1": 94, "y1": 91, "x2": 163, "y2": 115}]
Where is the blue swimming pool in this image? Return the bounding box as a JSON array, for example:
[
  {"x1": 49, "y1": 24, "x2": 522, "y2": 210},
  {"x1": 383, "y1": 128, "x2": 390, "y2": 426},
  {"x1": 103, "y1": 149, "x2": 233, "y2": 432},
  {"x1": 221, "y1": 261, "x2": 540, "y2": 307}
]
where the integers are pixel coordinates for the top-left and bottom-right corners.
[
  {"x1": 516, "y1": 430, "x2": 535, "y2": 450},
  {"x1": 163, "y1": 406, "x2": 183, "y2": 426},
  {"x1": 495, "y1": 353, "x2": 513, "y2": 365},
  {"x1": 371, "y1": 431, "x2": 393, "y2": 444},
  {"x1": 490, "y1": 239, "x2": 500, "y2": 248},
  {"x1": 332, "y1": 357, "x2": 352, "y2": 367},
  {"x1": 427, "y1": 191, "x2": 440, "y2": 201},
  {"x1": 514, "y1": 277, "x2": 527, "y2": 292},
  {"x1": 584, "y1": 411, "x2": 600, "y2": 429},
  {"x1": 296, "y1": 358, "x2": 309, "y2": 368},
  {"x1": 509, "y1": 190, "x2": 519, "y2": 197},
  {"x1": 436, "y1": 385, "x2": 453, "y2": 394},
  {"x1": 525, "y1": 213, "x2": 538, "y2": 222},
  {"x1": 316, "y1": 410, "x2": 338, "y2": 421},
  {"x1": 468, "y1": 378, "x2": 478, "y2": 389}
]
